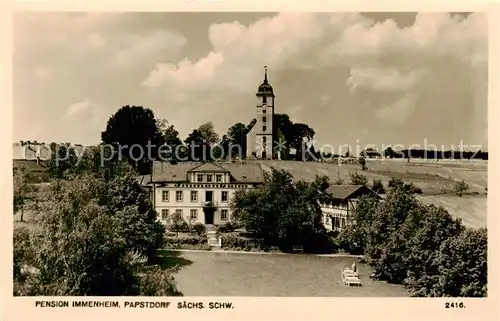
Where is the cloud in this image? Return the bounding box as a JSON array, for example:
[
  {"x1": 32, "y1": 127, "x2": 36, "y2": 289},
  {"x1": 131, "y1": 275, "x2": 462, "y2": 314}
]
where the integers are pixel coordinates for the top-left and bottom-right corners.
[
  {"x1": 346, "y1": 67, "x2": 428, "y2": 92},
  {"x1": 64, "y1": 100, "x2": 104, "y2": 125},
  {"x1": 14, "y1": 12, "x2": 488, "y2": 148},
  {"x1": 375, "y1": 93, "x2": 417, "y2": 124},
  {"x1": 140, "y1": 12, "x2": 486, "y2": 147}
]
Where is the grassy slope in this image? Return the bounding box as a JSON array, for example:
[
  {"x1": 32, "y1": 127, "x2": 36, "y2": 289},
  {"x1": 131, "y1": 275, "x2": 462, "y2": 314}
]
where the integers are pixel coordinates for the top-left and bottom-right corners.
[{"x1": 256, "y1": 159, "x2": 487, "y2": 195}]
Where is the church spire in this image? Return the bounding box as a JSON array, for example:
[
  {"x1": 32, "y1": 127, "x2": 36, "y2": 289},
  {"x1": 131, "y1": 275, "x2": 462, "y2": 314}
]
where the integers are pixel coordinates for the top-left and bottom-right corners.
[{"x1": 264, "y1": 65, "x2": 268, "y2": 83}]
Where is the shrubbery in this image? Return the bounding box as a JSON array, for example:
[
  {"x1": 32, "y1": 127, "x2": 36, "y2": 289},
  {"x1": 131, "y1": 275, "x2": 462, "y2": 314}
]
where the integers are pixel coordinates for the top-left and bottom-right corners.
[
  {"x1": 231, "y1": 169, "x2": 333, "y2": 253},
  {"x1": 13, "y1": 171, "x2": 180, "y2": 296},
  {"x1": 221, "y1": 233, "x2": 258, "y2": 251},
  {"x1": 337, "y1": 181, "x2": 487, "y2": 297},
  {"x1": 349, "y1": 172, "x2": 368, "y2": 185},
  {"x1": 372, "y1": 179, "x2": 385, "y2": 194},
  {"x1": 163, "y1": 236, "x2": 211, "y2": 251},
  {"x1": 191, "y1": 222, "x2": 207, "y2": 236},
  {"x1": 216, "y1": 221, "x2": 239, "y2": 234},
  {"x1": 388, "y1": 178, "x2": 422, "y2": 194}
]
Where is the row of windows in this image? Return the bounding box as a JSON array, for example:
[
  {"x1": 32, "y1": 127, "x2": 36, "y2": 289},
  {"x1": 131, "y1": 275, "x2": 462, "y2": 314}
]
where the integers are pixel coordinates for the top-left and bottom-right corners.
[
  {"x1": 160, "y1": 209, "x2": 229, "y2": 221},
  {"x1": 162, "y1": 190, "x2": 229, "y2": 202},
  {"x1": 195, "y1": 173, "x2": 223, "y2": 183},
  {"x1": 172, "y1": 184, "x2": 250, "y2": 188}
]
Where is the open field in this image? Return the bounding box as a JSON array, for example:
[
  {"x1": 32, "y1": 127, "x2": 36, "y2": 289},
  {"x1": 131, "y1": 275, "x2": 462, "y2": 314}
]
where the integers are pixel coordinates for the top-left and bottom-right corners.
[
  {"x1": 416, "y1": 195, "x2": 487, "y2": 229},
  {"x1": 257, "y1": 159, "x2": 487, "y2": 196},
  {"x1": 165, "y1": 250, "x2": 408, "y2": 297}
]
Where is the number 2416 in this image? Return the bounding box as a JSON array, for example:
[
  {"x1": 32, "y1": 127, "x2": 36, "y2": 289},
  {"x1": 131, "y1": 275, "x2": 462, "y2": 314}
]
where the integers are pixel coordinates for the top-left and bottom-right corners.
[{"x1": 445, "y1": 302, "x2": 466, "y2": 308}]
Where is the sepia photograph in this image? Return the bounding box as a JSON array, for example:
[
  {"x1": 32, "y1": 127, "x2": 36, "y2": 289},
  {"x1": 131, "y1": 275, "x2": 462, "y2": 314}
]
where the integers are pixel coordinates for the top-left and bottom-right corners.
[{"x1": 10, "y1": 10, "x2": 488, "y2": 302}]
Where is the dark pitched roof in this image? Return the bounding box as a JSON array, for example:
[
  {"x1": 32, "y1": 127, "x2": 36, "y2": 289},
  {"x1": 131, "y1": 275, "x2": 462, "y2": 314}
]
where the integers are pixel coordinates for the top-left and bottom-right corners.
[
  {"x1": 221, "y1": 162, "x2": 265, "y2": 183},
  {"x1": 151, "y1": 161, "x2": 265, "y2": 184},
  {"x1": 326, "y1": 184, "x2": 380, "y2": 200},
  {"x1": 188, "y1": 162, "x2": 229, "y2": 172}
]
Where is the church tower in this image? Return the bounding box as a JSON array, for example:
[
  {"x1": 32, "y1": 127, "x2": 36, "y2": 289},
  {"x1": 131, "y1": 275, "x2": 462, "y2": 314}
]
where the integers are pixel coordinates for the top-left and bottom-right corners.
[{"x1": 254, "y1": 66, "x2": 275, "y2": 159}]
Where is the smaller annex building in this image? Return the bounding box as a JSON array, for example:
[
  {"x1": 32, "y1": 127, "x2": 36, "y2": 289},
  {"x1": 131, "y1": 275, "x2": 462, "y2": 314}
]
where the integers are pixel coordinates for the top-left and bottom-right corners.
[{"x1": 320, "y1": 185, "x2": 380, "y2": 232}]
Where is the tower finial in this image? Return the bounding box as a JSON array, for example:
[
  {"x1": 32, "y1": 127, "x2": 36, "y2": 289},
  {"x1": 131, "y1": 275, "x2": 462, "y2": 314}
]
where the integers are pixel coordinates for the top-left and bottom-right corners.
[{"x1": 264, "y1": 65, "x2": 268, "y2": 83}]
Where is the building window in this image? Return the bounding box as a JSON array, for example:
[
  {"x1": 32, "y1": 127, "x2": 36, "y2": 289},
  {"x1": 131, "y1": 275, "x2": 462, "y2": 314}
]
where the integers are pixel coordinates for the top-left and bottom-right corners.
[
  {"x1": 175, "y1": 209, "x2": 183, "y2": 218},
  {"x1": 262, "y1": 96, "x2": 267, "y2": 104},
  {"x1": 262, "y1": 136, "x2": 267, "y2": 147},
  {"x1": 262, "y1": 126, "x2": 267, "y2": 132},
  {"x1": 161, "y1": 209, "x2": 169, "y2": 220},
  {"x1": 221, "y1": 209, "x2": 228, "y2": 221},
  {"x1": 190, "y1": 209, "x2": 198, "y2": 220},
  {"x1": 190, "y1": 191, "x2": 198, "y2": 202},
  {"x1": 262, "y1": 116, "x2": 267, "y2": 123},
  {"x1": 221, "y1": 191, "x2": 229, "y2": 202},
  {"x1": 197, "y1": 174, "x2": 203, "y2": 182},
  {"x1": 216, "y1": 174, "x2": 222, "y2": 182},
  {"x1": 176, "y1": 191, "x2": 183, "y2": 202},
  {"x1": 162, "y1": 190, "x2": 169, "y2": 202},
  {"x1": 207, "y1": 174, "x2": 213, "y2": 182},
  {"x1": 263, "y1": 109, "x2": 266, "y2": 113}
]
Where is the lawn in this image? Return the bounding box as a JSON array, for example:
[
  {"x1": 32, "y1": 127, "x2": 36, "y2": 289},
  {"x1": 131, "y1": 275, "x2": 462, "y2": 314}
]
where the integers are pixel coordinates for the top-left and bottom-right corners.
[{"x1": 166, "y1": 250, "x2": 409, "y2": 297}]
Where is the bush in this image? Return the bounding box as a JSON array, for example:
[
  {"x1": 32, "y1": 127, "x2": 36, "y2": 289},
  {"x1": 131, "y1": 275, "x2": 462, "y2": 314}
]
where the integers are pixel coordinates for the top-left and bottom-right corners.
[
  {"x1": 349, "y1": 172, "x2": 368, "y2": 185},
  {"x1": 359, "y1": 157, "x2": 367, "y2": 171},
  {"x1": 138, "y1": 265, "x2": 183, "y2": 296},
  {"x1": 216, "y1": 221, "x2": 239, "y2": 234},
  {"x1": 453, "y1": 180, "x2": 470, "y2": 197},
  {"x1": 163, "y1": 236, "x2": 211, "y2": 251},
  {"x1": 372, "y1": 179, "x2": 385, "y2": 194},
  {"x1": 221, "y1": 233, "x2": 256, "y2": 251},
  {"x1": 191, "y1": 223, "x2": 206, "y2": 236},
  {"x1": 388, "y1": 178, "x2": 422, "y2": 194}
]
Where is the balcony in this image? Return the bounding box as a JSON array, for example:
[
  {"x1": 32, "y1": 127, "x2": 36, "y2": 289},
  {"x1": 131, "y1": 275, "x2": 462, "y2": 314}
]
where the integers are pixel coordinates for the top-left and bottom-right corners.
[{"x1": 203, "y1": 201, "x2": 218, "y2": 209}]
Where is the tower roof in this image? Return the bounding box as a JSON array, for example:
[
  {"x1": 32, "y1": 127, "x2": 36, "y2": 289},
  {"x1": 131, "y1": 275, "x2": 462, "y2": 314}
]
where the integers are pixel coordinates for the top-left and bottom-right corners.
[{"x1": 256, "y1": 66, "x2": 274, "y2": 97}]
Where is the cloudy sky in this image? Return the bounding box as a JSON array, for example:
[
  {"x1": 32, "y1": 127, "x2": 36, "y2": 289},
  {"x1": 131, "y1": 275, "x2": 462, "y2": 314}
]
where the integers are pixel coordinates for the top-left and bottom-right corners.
[{"x1": 13, "y1": 12, "x2": 488, "y2": 151}]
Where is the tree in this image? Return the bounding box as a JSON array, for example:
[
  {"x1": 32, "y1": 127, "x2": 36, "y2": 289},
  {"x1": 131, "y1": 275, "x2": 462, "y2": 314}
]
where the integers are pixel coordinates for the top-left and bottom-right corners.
[
  {"x1": 198, "y1": 122, "x2": 220, "y2": 145},
  {"x1": 359, "y1": 157, "x2": 367, "y2": 171},
  {"x1": 388, "y1": 178, "x2": 423, "y2": 195},
  {"x1": 170, "y1": 211, "x2": 189, "y2": 237},
  {"x1": 184, "y1": 129, "x2": 210, "y2": 162},
  {"x1": 13, "y1": 169, "x2": 35, "y2": 222},
  {"x1": 231, "y1": 169, "x2": 332, "y2": 253},
  {"x1": 47, "y1": 143, "x2": 79, "y2": 178},
  {"x1": 453, "y1": 180, "x2": 470, "y2": 197},
  {"x1": 101, "y1": 106, "x2": 163, "y2": 174},
  {"x1": 13, "y1": 174, "x2": 178, "y2": 296},
  {"x1": 157, "y1": 119, "x2": 183, "y2": 163},
  {"x1": 337, "y1": 183, "x2": 486, "y2": 297},
  {"x1": 372, "y1": 179, "x2": 385, "y2": 194},
  {"x1": 433, "y1": 228, "x2": 487, "y2": 297},
  {"x1": 273, "y1": 114, "x2": 315, "y2": 160},
  {"x1": 227, "y1": 123, "x2": 248, "y2": 159},
  {"x1": 349, "y1": 172, "x2": 368, "y2": 185}
]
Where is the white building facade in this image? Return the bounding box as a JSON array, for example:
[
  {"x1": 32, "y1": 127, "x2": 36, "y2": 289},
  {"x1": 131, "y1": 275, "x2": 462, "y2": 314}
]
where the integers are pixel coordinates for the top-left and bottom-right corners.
[
  {"x1": 151, "y1": 161, "x2": 265, "y2": 226},
  {"x1": 320, "y1": 185, "x2": 380, "y2": 232}
]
